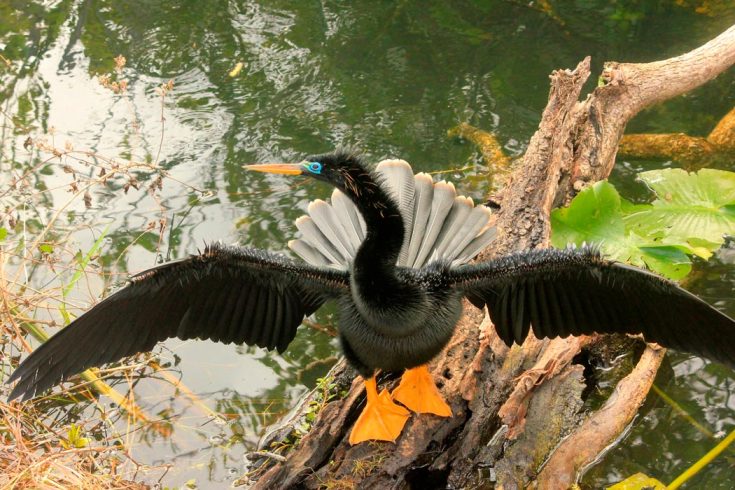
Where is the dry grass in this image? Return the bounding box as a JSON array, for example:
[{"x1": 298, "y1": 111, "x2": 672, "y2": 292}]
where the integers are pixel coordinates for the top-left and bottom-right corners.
[
  {"x1": 0, "y1": 400, "x2": 149, "y2": 490},
  {"x1": 0, "y1": 55, "x2": 191, "y2": 488}
]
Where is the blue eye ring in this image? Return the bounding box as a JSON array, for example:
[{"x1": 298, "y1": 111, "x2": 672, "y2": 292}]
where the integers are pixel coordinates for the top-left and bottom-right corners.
[{"x1": 304, "y1": 161, "x2": 322, "y2": 174}]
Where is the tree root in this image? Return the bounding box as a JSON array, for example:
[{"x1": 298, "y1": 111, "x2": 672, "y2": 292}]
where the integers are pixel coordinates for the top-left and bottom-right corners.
[{"x1": 536, "y1": 345, "x2": 667, "y2": 489}]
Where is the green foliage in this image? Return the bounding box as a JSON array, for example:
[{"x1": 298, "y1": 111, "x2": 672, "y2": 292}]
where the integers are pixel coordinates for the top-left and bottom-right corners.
[
  {"x1": 38, "y1": 243, "x2": 54, "y2": 254},
  {"x1": 625, "y1": 169, "x2": 735, "y2": 257},
  {"x1": 551, "y1": 169, "x2": 735, "y2": 280},
  {"x1": 60, "y1": 424, "x2": 90, "y2": 449},
  {"x1": 295, "y1": 376, "x2": 344, "y2": 436},
  {"x1": 551, "y1": 180, "x2": 691, "y2": 279},
  {"x1": 60, "y1": 227, "x2": 110, "y2": 324},
  {"x1": 62, "y1": 227, "x2": 109, "y2": 298}
]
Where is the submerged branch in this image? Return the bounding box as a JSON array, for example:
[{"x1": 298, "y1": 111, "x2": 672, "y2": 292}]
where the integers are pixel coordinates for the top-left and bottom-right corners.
[
  {"x1": 708, "y1": 106, "x2": 735, "y2": 150},
  {"x1": 448, "y1": 122, "x2": 513, "y2": 191},
  {"x1": 618, "y1": 133, "x2": 718, "y2": 168},
  {"x1": 618, "y1": 106, "x2": 735, "y2": 169}
]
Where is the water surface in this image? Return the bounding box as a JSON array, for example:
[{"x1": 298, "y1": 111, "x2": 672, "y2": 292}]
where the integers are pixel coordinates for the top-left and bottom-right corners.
[{"x1": 1, "y1": 1, "x2": 734, "y2": 487}]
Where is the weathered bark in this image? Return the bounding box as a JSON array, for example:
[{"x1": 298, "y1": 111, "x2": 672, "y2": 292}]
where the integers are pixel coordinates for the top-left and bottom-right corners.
[
  {"x1": 569, "y1": 25, "x2": 735, "y2": 194},
  {"x1": 250, "y1": 25, "x2": 735, "y2": 490}
]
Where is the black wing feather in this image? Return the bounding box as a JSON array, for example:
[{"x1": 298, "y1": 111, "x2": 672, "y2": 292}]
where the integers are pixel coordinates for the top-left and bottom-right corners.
[
  {"x1": 248, "y1": 287, "x2": 266, "y2": 346},
  {"x1": 214, "y1": 284, "x2": 241, "y2": 343},
  {"x1": 226, "y1": 284, "x2": 249, "y2": 342},
  {"x1": 258, "y1": 291, "x2": 277, "y2": 348},
  {"x1": 8, "y1": 243, "x2": 348, "y2": 401},
  {"x1": 450, "y1": 246, "x2": 735, "y2": 368}
]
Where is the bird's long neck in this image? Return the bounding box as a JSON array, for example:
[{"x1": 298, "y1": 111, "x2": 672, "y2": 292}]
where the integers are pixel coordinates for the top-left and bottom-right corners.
[
  {"x1": 337, "y1": 164, "x2": 412, "y2": 319},
  {"x1": 336, "y1": 166, "x2": 404, "y2": 271},
  {"x1": 330, "y1": 158, "x2": 429, "y2": 333}
]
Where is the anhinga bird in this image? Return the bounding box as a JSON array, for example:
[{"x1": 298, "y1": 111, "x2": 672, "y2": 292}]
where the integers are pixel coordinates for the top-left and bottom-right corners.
[{"x1": 7, "y1": 150, "x2": 735, "y2": 445}]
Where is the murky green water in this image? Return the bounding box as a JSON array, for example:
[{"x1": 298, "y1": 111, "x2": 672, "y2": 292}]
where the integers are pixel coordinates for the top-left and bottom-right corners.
[{"x1": 2, "y1": 1, "x2": 735, "y2": 487}]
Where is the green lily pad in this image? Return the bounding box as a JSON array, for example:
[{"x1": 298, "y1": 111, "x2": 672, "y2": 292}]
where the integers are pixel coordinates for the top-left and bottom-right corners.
[
  {"x1": 551, "y1": 181, "x2": 692, "y2": 279},
  {"x1": 551, "y1": 180, "x2": 625, "y2": 248},
  {"x1": 552, "y1": 169, "x2": 735, "y2": 280},
  {"x1": 625, "y1": 168, "x2": 735, "y2": 252}
]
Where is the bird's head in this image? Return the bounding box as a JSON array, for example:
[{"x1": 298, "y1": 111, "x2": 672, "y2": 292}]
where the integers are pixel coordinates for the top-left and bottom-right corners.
[{"x1": 244, "y1": 150, "x2": 368, "y2": 194}]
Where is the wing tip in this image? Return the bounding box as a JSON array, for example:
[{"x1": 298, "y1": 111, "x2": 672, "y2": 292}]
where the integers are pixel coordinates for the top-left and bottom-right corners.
[
  {"x1": 307, "y1": 199, "x2": 328, "y2": 212},
  {"x1": 435, "y1": 180, "x2": 456, "y2": 193},
  {"x1": 294, "y1": 215, "x2": 312, "y2": 226},
  {"x1": 376, "y1": 159, "x2": 412, "y2": 171}
]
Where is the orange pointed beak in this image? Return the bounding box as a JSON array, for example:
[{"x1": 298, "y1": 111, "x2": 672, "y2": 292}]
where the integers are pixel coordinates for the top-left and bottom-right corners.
[{"x1": 244, "y1": 163, "x2": 303, "y2": 175}]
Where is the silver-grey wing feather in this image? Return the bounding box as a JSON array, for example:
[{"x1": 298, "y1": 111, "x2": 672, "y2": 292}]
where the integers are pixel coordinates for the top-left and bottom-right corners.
[
  {"x1": 289, "y1": 159, "x2": 496, "y2": 270},
  {"x1": 331, "y1": 188, "x2": 365, "y2": 245},
  {"x1": 307, "y1": 199, "x2": 355, "y2": 260},
  {"x1": 412, "y1": 181, "x2": 458, "y2": 267},
  {"x1": 293, "y1": 216, "x2": 346, "y2": 267},
  {"x1": 406, "y1": 173, "x2": 434, "y2": 267}
]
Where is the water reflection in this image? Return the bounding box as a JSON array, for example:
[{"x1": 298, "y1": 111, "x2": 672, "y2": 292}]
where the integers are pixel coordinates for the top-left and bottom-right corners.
[{"x1": 2, "y1": 0, "x2": 735, "y2": 487}]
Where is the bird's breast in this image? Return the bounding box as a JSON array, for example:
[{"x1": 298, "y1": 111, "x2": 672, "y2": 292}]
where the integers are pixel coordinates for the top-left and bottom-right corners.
[{"x1": 337, "y1": 289, "x2": 463, "y2": 372}]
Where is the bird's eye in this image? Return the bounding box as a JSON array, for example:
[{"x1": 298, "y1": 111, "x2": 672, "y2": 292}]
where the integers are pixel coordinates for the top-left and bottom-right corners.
[{"x1": 305, "y1": 161, "x2": 322, "y2": 174}]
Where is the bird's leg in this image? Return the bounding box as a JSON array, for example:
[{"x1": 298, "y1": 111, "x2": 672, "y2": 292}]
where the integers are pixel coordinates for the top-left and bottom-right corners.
[
  {"x1": 349, "y1": 376, "x2": 411, "y2": 445},
  {"x1": 392, "y1": 365, "x2": 452, "y2": 416}
]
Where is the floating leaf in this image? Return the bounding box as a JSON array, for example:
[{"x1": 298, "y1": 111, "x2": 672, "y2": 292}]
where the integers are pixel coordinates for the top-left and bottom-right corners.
[
  {"x1": 552, "y1": 170, "x2": 735, "y2": 279},
  {"x1": 608, "y1": 472, "x2": 666, "y2": 489},
  {"x1": 637, "y1": 244, "x2": 692, "y2": 280},
  {"x1": 229, "y1": 61, "x2": 244, "y2": 77},
  {"x1": 551, "y1": 181, "x2": 692, "y2": 279},
  {"x1": 552, "y1": 180, "x2": 626, "y2": 243},
  {"x1": 625, "y1": 168, "x2": 735, "y2": 251}
]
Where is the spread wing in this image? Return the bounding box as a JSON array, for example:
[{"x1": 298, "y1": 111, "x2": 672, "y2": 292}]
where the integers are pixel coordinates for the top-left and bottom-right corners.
[
  {"x1": 8, "y1": 243, "x2": 349, "y2": 401},
  {"x1": 449, "y1": 246, "x2": 735, "y2": 368}
]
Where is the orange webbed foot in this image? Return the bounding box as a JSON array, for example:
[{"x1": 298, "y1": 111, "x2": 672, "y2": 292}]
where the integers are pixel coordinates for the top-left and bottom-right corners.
[
  {"x1": 392, "y1": 365, "x2": 452, "y2": 417},
  {"x1": 349, "y1": 377, "x2": 411, "y2": 445}
]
